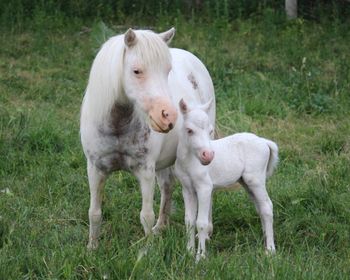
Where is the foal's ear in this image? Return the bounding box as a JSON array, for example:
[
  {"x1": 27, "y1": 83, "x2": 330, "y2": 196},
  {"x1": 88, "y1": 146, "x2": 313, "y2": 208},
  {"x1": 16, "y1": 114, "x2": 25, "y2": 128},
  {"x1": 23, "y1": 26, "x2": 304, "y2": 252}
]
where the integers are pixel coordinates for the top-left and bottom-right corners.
[
  {"x1": 159, "y1": 27, "x2": 176, "y2": 45},
  {"x1": 179, "y1": 98, "x2": 189, "y2": 114},
  {"x1": 124, "y1": 28, "x2": 137, "y2": 47},
  {"x1": 200, "y1": 98, "x2": 214, "y2": 114}
]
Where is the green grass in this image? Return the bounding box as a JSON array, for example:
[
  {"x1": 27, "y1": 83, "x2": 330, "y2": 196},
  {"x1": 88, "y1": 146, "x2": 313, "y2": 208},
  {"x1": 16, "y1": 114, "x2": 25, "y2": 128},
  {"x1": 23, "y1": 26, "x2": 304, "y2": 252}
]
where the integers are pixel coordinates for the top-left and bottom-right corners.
[{"x1": 1, "y1": 14, "x2": 350, "y2": 279}]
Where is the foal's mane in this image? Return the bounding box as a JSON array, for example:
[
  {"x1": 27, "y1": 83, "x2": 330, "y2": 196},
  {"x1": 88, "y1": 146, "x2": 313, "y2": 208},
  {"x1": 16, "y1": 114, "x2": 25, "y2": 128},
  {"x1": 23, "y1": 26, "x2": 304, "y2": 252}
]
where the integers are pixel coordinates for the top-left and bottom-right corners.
[{"x1": 82, "y1": 30, "x2": 171, "y2": 123}]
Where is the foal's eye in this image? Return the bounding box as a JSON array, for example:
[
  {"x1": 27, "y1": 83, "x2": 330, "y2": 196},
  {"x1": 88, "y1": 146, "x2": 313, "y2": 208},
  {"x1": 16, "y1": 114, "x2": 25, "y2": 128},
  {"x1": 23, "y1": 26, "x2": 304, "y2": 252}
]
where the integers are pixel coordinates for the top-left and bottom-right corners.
[{"x1": 186, "y1": 128, "x2": 193, "y2": 135}]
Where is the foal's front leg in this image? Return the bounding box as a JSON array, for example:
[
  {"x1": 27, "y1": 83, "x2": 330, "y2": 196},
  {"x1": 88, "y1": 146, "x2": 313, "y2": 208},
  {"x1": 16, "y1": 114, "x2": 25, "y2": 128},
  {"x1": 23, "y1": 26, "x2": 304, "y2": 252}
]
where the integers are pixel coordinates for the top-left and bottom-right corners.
[
  {"x1": 135, "y1": 166, "x2": 156, "y2": 236},
  {"x1": 181, "y1": 184, "x2": 198, "y2": 253},
  {"x1": 195, "y1": 183, "x2": 213, "y2": 260}
]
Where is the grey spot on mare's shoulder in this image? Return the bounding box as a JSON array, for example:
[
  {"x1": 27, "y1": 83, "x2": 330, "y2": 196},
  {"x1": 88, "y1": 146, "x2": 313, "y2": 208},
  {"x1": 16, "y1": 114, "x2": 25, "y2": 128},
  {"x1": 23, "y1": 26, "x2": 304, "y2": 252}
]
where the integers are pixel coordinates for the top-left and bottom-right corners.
[
  {"x1": 187, "y1": 72, "x2": 198, "y2": 90},
  {"x1": 91, "y1": 102, "x2": 151, "y2": 175}
]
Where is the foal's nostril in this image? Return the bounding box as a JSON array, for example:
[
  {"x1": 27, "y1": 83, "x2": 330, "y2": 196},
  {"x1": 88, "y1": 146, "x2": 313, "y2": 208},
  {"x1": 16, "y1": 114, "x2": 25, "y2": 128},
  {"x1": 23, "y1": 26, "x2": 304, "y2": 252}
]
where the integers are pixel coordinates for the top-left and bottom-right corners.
[
  {"x1": 202, "y1": 150, "x2": 214, "y2": 161},
  {"x1": 168, "y1": 123, "x2": 173, "y2": 130}
]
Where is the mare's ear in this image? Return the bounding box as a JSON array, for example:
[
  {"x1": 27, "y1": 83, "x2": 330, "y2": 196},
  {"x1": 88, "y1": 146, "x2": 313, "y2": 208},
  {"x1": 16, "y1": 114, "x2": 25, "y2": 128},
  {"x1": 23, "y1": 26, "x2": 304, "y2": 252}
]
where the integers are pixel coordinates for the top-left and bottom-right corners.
[
  {"x1": 200, "y1": 98, "x2": 214, "y2": 114},
  {"x1": 124, "y1": 28, "x2": 137, "y2": 47},
  {"x1": 159, "y1": 27, "x2": 175, "y2": 45},
  {"x1": 179, "y1": 98, "x2": 189, "y2": 115}
]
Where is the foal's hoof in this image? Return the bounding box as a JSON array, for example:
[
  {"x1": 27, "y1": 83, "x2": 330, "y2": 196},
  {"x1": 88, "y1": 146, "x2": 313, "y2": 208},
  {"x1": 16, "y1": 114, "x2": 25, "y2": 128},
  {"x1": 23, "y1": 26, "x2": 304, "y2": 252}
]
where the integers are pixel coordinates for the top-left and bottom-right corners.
[
  {"x1": 265, "y1": 247, "x2": 276, "y2": 256},
  {"x1": 195, "y1": 252, "x2": 206, "y2": 263}
]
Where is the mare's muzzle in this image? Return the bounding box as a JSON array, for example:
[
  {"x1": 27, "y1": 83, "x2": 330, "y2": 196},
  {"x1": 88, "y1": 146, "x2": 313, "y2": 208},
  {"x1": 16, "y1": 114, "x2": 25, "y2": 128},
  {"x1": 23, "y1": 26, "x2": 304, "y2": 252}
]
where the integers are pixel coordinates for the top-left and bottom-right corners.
[{"x1": 148, "y1": 97, "x2": 177, "y2": 133}]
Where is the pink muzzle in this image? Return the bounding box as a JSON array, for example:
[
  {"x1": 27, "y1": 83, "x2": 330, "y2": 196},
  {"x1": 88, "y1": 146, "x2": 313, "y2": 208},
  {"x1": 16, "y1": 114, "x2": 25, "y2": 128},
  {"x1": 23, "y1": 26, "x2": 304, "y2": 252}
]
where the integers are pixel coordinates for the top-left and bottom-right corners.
[
  {"x1": 199, "y1": 149, "x2": 215, "y2": 165},
  {"x1": 147, "y1": 97, "x2": 177, "y2": 133}
]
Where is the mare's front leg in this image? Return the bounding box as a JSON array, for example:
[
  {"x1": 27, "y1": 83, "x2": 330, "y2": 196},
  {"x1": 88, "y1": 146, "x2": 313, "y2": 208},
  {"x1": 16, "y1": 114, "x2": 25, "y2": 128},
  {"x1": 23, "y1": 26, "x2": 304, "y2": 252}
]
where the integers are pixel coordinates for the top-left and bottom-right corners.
[
  {"x1": 135, "y1": 166, "x2": 156, "y2": 236},
  {"x1": 195, "y1": 182, "x2": 213, "y2": 261},
  {"x1": 153, "y1": 167, "x2": 176, "y2": 234},
  {"x1": 87, "y1": 161, "x2": 107, "y2": 250}
]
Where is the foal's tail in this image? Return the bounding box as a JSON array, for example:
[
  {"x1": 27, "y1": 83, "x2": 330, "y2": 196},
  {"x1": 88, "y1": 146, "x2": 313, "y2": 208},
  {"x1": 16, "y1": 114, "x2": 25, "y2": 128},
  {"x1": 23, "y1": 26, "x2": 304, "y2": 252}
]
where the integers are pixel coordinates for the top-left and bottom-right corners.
[{"x1": 265, "y1": 139, "x2": 279, "y2": 178}]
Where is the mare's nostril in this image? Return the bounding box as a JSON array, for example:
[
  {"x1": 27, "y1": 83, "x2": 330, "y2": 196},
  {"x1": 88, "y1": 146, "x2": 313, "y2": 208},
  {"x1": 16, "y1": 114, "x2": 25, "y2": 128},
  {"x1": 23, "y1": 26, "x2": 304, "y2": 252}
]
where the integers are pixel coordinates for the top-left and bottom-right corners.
[
  {"x1": 162, "y1": 110, "x2": 169, "y2": 119},
  {"x1": 168, "y1": 123, "x2": 173, "y2": 130}
]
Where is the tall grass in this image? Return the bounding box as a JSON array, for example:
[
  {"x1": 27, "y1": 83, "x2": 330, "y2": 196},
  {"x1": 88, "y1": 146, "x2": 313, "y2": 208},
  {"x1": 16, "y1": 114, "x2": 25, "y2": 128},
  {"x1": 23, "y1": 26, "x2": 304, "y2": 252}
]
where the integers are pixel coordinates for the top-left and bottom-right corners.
[{"x1": 0, "y1": 6, "x2": 350, "y2": 279}]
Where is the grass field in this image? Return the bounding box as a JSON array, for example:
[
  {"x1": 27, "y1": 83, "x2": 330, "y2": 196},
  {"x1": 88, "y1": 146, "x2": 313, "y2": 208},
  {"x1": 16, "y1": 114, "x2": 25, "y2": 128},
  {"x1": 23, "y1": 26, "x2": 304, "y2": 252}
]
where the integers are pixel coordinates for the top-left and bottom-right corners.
[{"x1": 0, "y1": 11, "x2": 350, "y2": 279}]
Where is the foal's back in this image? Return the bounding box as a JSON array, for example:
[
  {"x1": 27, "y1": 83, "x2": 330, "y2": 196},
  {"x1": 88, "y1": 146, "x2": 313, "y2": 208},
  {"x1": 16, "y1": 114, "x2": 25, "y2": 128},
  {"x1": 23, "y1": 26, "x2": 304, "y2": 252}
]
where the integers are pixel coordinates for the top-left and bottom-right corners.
[{"x1": 208, "y1": 133, "x2": 271, "y2": 188}]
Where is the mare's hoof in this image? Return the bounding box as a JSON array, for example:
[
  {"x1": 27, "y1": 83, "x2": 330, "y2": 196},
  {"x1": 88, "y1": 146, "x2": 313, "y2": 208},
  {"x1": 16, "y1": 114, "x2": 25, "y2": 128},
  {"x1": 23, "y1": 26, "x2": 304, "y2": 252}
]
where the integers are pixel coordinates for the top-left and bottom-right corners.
[
  {"x1": 87, "y1": 239, "x2": 99, "y2": 250},
  {"x1": 152, "y1": 223, "x2": 166, "y2": 235},
  {"x1": 186, "y1": 245, "x2": 195, "y2": 256}
]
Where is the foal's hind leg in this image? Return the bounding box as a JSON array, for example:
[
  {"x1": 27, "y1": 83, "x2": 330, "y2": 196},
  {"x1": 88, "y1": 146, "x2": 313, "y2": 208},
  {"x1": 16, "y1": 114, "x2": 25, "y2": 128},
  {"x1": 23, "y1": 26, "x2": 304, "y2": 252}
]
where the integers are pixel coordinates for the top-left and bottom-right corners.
[
  {"x1": 153, "y1": 168, "x2": 176, "y2": 234},
  {"x1": 87, "y1": 161, "x2": 106, "y2": 250},
  {"x1": 242, "y1": 173, "x2": 275, "y2": 253}
]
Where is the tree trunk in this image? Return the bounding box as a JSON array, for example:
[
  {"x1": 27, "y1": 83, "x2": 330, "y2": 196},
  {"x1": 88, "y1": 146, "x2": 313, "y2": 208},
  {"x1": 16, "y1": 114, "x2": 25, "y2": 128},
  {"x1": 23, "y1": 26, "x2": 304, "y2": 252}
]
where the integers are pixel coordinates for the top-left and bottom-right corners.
[{"x1": 285, "y1": 0, "x2": 297, "y2": 19}]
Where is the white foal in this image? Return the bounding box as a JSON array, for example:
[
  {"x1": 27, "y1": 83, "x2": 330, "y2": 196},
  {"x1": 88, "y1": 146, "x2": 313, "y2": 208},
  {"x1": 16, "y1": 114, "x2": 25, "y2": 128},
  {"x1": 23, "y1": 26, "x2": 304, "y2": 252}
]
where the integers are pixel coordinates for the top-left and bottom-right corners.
[{"x1": 174, "y1": 99, "x2": 278, "y2": 260}]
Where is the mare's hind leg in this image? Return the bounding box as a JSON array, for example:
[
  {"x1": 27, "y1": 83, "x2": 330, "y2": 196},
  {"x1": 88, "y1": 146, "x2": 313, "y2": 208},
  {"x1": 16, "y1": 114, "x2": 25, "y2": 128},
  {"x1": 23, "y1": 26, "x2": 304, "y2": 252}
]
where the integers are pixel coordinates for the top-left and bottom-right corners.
[
  {"x1": 242, "y1": 173, "x2": 275, "y2": 253},
  {"x1": 87, "y1": 161, "x2": 106, "y2": 250},
  {"x1": 153, "y1": 168, "x2": 176, "y2": 234}
]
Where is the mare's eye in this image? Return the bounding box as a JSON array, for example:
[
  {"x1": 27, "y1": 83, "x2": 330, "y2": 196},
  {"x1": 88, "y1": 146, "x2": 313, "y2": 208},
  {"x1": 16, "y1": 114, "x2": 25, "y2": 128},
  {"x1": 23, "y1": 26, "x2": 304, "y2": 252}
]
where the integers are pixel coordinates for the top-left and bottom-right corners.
[
  {"x1": 187, "y1": 128, "x2": 193, "y2": 135},
  {"x1": 133, "y1": 69, "x2": 142, "y2": 75}
]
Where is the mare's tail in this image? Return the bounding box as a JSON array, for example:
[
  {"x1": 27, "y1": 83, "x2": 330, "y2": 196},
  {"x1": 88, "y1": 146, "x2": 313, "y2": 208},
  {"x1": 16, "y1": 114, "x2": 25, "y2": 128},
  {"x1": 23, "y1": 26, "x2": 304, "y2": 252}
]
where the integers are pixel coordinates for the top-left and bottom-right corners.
[{"x1": 264, "y1": 139, "x2": 279, "y2": 178}]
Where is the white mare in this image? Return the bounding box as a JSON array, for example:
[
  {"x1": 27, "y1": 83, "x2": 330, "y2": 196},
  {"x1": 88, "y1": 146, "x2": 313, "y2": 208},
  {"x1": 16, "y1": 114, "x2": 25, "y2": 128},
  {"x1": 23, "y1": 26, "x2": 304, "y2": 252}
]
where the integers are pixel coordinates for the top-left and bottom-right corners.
[
  {"x1": 175, "y1": 99, "x2": 278, "y2": 260},
  {"x1": 80, "y1": 28, "x2": 215, "y2": 249}
]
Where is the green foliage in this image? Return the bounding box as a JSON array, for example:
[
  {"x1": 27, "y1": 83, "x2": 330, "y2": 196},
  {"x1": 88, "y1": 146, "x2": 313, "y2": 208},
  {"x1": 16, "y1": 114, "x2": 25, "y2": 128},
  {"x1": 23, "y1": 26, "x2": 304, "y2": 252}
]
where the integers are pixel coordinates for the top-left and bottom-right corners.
[
  {"x1": 90, "y1": 21, "x2": 116, "y2": 52},
  {"x1": 1, "y1": 0, "x2": 349, "y2": 32},
  {"x1": 0, "y1": 11, "x2": 350, "y2": 279}
]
